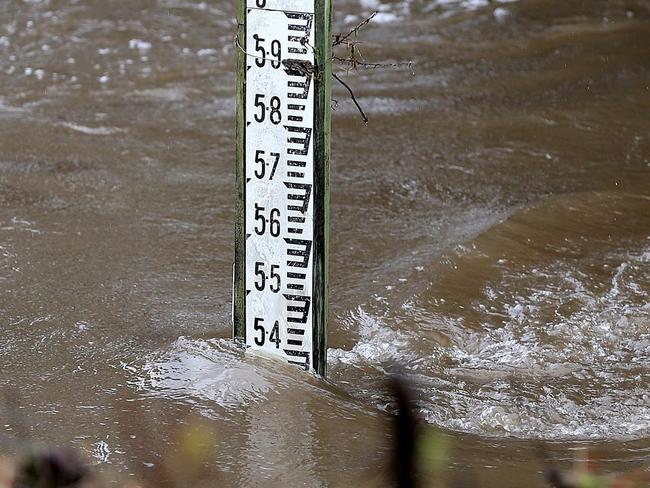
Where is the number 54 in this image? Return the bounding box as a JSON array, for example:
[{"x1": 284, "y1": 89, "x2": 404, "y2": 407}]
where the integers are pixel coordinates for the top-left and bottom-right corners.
[{"x1": 253, "y1": 317, "x2": 281, "y2": 348}]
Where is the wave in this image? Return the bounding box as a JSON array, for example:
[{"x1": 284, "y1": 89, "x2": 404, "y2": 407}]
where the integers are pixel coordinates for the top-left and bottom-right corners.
[
  {"x1": 131, "y1": 192, "x2": 649, "y2": 440},
  {"x1": 330, "y1": 191, "x2": 650, "y2": 439}
]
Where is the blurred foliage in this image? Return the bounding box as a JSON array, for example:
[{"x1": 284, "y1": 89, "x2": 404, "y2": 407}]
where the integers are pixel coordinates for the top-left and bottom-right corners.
[
  {"x1": 0, "y1": 382, "x2": 649, "y2": 488},
  {"x1": 417, "y1": 427, "x2": 449, "y2": 476}
]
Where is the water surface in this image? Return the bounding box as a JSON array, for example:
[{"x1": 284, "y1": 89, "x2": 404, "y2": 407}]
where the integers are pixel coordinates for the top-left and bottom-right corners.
[{"x1": 0, "y1": 0, "x2": 649, "y2": 486}]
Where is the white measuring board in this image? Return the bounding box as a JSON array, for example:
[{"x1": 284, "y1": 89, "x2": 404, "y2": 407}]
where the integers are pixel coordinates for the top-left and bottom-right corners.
[{"x1": 243, "y1": 2, "x2": 317, "y2": 370}]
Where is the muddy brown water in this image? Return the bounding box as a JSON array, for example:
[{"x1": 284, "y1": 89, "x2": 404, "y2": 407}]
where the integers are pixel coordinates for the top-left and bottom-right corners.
[{"x1": 0, "y1": 0, "x2": 649, "y2": 486}]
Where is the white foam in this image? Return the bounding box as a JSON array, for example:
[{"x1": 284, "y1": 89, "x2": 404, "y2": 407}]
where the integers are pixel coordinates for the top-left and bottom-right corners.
[
  {"x1": 493, "y1": 7, "x2": 510, "y2": 21},
  {"x1": 61, "y1": 123, "x2": 123, "y2": 136},
  {"x1": 134, "y1": 337, "x2": 278, "y2": 410},
  {"x1": 359, "y1": 0, "x2": 380, "y2": 9},
  {"x1": 461, "y1": 0, "x2": 489, "y2": 10},
  {"x1": 128, "y1": 39, "x2": 152, "y2": 52},
  {"x1": 373, "y1": 12, "x2": 399, "y2": 23},
  {"x1": 196, "y1": 48, "x2": 217, "y2": 56},
  {"x1": 332, "y1": 241, "x2": 650, "y2": 440}
]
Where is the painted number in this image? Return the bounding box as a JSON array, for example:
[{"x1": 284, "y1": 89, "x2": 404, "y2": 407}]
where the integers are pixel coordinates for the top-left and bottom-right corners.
[
  {"x1": 253, "y1": 35, "x2": 281, "y2": 69},
  {"x1": 254, "y1": 204, "x2": 280, "y2": 237},
  {"x1": 253, "y1": 94, "x2": 281, "y2": 125},
  {"x1": 269, "y1": 321, "x2": 280, "y2": 349},
  {"x1": 254, "y1": 317, "x2": 265, "y2": 346},
  {"x1": 254, "y1": 150, "x2": 280, "y2": 180},
  {"x1": 253, "y1": 317, "x2": 281, "y2": 349},
  {"x1": 254, "y1": 262, "x2": 281, "y2": 292}
]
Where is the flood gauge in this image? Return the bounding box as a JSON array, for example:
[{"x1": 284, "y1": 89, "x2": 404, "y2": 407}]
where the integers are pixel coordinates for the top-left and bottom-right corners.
[{"x1": 233, "y1": 0, "x2": 331, "y2": 376}]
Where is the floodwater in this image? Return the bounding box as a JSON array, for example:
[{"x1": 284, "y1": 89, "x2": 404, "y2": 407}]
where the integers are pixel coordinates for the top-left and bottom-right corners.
[{"x1": 1, "y1": 0, "x2": 649, "y2": 486}]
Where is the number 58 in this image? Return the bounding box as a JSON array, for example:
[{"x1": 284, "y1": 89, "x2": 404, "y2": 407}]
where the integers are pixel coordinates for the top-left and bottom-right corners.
[{"x1": 253, "y1": 94, "x2": 281, "y2": 125}]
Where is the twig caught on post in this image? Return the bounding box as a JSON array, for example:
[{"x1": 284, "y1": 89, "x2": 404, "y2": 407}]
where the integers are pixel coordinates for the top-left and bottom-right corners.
[
  {"x1": 236, "y1": 9, "x2": 414, "y2": 124},
  {"x1": 333, "y1": 55, "x2": 415, "y2": 74},
  {"x1": 332, "y1": 73, "x2": 368, "y2": 124},
  {"x1": 330, "y1": 11, "x2": 415, "y2": 123},
  {"x1": 333, "y1": 11, "x2": 378, "y2": 47}
]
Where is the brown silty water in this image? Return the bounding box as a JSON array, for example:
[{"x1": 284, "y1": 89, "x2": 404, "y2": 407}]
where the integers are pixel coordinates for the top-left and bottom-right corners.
[{"x1": 0, "y1": 0, "x2": 649, "y2": 486}]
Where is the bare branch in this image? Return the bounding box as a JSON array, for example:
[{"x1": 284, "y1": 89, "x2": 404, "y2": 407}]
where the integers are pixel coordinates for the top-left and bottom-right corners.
[
  {"x1": 331, "y1": 12, "x2": 415, "y2": 77},
  {"x1": 332, "y1": 12, "x2": 378, "y2": 47},
  {"x1": 333, "y1": 55, "x2": 415, "y2": 74},
  {"x1": 333, "y1": 72, "x2": 368, "y2": 124}
]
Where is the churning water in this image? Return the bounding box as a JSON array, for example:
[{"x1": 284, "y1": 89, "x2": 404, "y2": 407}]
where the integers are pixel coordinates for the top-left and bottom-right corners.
[{"x1": 0, "y1": 0, "x2": 649, "y2": 486}]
